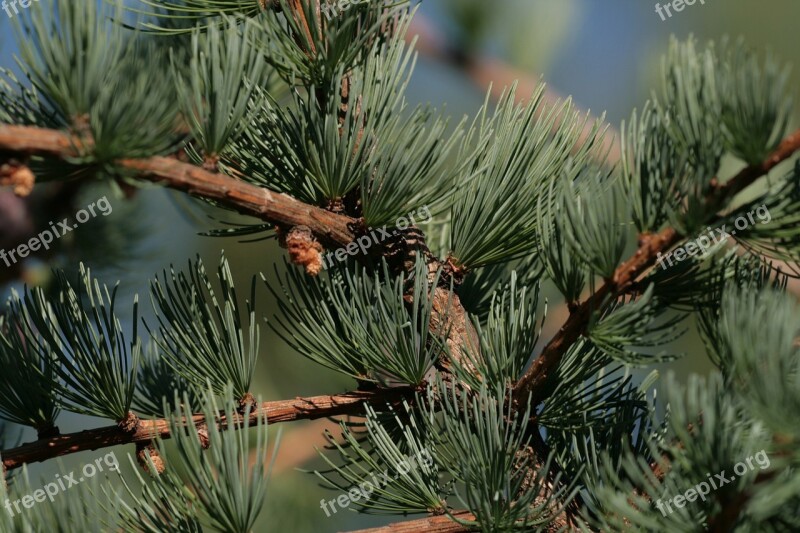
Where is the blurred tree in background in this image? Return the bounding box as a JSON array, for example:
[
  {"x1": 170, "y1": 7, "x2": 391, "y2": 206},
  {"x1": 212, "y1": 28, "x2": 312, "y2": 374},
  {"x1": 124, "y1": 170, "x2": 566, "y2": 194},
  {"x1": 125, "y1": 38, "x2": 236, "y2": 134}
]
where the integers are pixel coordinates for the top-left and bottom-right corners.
[{"x1": 0, "y1": 1, "x2": 799, "y2": 531}]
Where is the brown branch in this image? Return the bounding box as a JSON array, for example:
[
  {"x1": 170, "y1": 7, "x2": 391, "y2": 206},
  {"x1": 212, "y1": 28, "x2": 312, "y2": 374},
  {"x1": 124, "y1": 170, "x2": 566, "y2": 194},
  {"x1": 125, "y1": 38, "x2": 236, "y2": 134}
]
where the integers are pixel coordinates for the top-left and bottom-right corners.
[
  {"x1": 125, "y1": 156, "x2": 358, "y2": 247},
  {"x1": 513, "y1": 128, "x2": 800, "y2": 408},
  {"x1": 0, "y1": 123, "x2": 482, "y2": 470},
  {"x1": 345, "y1": 511, "x2": 475, "y2": 533},
  {"x1": 710, "y1": 129, "x2": 800, "y2": 206},
  {"x1": 1, "y1": 387, "x2": 413, "y2": 472},
  {"x1": 0, "y1": 125, "x2": 358, "y2": 249}
]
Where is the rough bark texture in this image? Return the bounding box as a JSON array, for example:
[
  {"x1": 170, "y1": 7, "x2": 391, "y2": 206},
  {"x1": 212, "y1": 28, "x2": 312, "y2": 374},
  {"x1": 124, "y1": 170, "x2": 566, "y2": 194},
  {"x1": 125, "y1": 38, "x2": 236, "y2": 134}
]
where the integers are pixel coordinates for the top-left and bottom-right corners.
[
  {"x1": 347, "y1": 511, "x2": 475, "y2": 533},
  {"x1": 2, "y1": 388, "x2": 413, "y2": 472}
]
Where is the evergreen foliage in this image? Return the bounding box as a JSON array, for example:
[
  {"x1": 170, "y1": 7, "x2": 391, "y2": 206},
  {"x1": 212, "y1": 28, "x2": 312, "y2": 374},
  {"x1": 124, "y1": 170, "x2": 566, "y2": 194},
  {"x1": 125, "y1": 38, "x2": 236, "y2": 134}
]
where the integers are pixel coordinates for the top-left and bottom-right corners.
[{"x1": 0, "y1": 0, "x2": 798, "y2": 531}]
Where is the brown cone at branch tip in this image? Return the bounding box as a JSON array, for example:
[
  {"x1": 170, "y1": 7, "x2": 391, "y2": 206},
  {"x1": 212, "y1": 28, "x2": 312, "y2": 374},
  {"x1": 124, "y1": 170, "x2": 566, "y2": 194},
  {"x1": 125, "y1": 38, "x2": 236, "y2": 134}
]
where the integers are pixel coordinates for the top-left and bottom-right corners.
[
  {"x1": 280, "y1": 225, "x2": 324, "y2": 276},
  {"x1": 135, "y1": 442, "x2": 165, "y2": 475},
  {"x1": 202, "y1": 154, "x2": 220, "y2": 172},
  {"x1": 239, "y1": 392, "x2": 257, "y2": 412},
  {"x1": 0, "y1": 163, "x2": 35, "y2": 197},
  {"x1": 197, "y1": 427, "x2": 211, "y2": 450},
  {"x1": 117, "y1": 411, "x2": 140, "y2": 433}
]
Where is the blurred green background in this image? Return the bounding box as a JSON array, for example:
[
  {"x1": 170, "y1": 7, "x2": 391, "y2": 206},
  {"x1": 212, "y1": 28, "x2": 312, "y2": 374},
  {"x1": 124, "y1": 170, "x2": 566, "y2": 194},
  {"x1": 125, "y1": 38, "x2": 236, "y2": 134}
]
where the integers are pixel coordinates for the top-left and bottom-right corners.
[{"x1": 1, "y1": 1, "x2": 799, "y2": 531}]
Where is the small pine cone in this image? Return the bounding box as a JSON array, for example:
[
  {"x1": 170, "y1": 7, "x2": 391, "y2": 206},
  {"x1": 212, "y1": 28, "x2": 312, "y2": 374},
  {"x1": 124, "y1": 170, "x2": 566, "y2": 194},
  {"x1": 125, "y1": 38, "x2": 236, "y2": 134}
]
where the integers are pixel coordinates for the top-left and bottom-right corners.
[
  {"x1": 239, "y1": 392, "x2": 257, "y2": 412},
  {"x1": 117, "y1": 411, "x2": 140, "y2": 433},
  {"x1": 201, "y1": 154, "x2": 220, "y2": 172},
  {"x1": 135, "y1": 442, "x2": 166, "y2": 475},
  {"x1": 0, "y1": 164, "x2": 35, "y2": 197},
  {"x1": 197, "y1": 427, "x2": 211, "y2": 450},
  {"x1": 282, "y1": 225, "x2": 324, "y2": 276}
]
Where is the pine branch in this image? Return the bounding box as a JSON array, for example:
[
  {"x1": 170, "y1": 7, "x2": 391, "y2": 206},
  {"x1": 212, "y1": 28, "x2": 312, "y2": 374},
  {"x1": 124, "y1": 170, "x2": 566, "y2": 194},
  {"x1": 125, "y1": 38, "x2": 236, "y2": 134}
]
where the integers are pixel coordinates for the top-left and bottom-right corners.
[
  {"x1": 345, "y1": 511, "x2": 475, "y2": 533},
  {"x1": 0, "y1": 124, "x2": 358, "y2": 248},
  {"x1": 1, "y1": 387, "x2": 413, "y2": 472},
  {"x1": 0, "y1": 123, "x2": 482, "y2": 389},
  {"x1": 709, "y1": 128, "x2": 800, "y2": 206},
  {"x1": 513, "y1": 127, "x2": 800, "y2": 408},
  {"x1": 7, "y1": 12, "x2": 793, "y2": 528}
]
